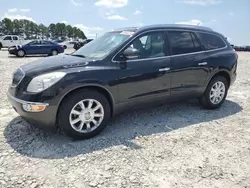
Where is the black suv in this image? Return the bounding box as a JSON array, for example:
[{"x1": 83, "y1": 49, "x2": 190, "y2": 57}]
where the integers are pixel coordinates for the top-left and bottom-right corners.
[{"x1": 7, "y1": 24, "x2": 238, "y2": 139}]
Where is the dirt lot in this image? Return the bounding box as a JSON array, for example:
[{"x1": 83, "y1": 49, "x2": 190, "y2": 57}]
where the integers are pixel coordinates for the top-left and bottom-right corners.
[{"x1": 0, "y1": 49, "x2": 249, "y2": 188}]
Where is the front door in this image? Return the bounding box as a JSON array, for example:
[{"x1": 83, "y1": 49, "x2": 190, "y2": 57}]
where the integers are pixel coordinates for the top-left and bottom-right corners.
[
  {"x1": 26, "y1": 40, "x2": 41, "y2": 54},
  {"x1": 114, "y1": 31, "x2": 171, "y2": 105},
  {"x1": 167, "y1": 30, "x2": 209, "y2": 98},
  {"x1": 2, "y1": 36, "x2": 13, "y2": 47},
  {"x1": 40, "y1": 40, "x2": 53, "y2": 54}
]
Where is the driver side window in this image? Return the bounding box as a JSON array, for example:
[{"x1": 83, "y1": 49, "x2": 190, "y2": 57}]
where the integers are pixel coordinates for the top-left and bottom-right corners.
[
  {"x1": 29, "y1": 41, "x2": 38, "y2": 45},
  {"x1": 123, "y1": 31, "x2": 166, "y2": 60}
]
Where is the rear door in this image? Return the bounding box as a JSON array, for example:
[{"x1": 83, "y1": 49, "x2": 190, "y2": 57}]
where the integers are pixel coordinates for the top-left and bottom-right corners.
[
  {"x1": 12, "y1": 36, "x2": 19, "y2": 45},
  {"x1": 196, "y1": 32, "x2": 228, "y2": 70},
  {"x1": 40, "y1": 40, "x2": 53, "y2": 54},
  {"x1": 167, "y1": 30, "x2": 210, "y2": 98}
]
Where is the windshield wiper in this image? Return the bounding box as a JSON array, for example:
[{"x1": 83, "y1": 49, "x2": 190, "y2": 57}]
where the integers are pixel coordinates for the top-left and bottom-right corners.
[{"x1": 71, "y1": 54, "x2": 86, "y2": 58}]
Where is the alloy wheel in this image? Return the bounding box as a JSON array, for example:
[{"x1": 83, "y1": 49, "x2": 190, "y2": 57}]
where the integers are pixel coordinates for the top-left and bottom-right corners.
[
  {"x1": 69, "y1": 99, "x2": 104, "y2": 133},
  {"x1": 209, "y1": 81, "x2": 226, "y2": 104},
  {"x1": 18, "y1": 50, "x2": 24, "y2": 57},
  {"x1": 52, "y1": 50, "x2": 58, "y2": 56}
]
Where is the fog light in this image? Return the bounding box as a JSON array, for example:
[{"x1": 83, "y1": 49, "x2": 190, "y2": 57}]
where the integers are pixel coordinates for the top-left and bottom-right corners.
[{"x1": 22, "y1": 104, "x2": 46, "y2": 112}]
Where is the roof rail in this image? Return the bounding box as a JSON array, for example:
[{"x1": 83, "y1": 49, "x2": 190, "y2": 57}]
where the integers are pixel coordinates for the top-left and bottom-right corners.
[
  {"x1": 174, "y1": 24, "x2": 213, "y2": 31},
  {"x1": 112, "y1": 27, "x2": 139, "y2": 31}
]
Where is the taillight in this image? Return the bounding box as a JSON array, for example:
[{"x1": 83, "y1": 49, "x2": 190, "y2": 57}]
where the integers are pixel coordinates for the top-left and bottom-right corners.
[{"x1": 233, "y1": 49, "x2": 238, "y2": 59}]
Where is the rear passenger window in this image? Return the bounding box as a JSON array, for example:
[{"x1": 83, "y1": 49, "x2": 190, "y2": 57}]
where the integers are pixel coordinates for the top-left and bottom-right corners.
[
  {"x1": 197, "y1": 33, "x2": 226, "y2": 50},
  {"x1": 168, "y1": 31, "x2": 202, "y2": 55},
  {"x1": 41, "y1": 41, "x2": 51, "y2": 45},
  {"x1": 13, "y1": 36, "x2": 18, "y2": 40}
]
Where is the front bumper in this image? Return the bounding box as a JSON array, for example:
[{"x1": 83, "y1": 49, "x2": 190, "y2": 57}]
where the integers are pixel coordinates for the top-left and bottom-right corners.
[
  {"x1": 8, "y1": 49, "x2": 17, "y2": 55},
  {"x1": 231, "y1": 72, "x2": 236, "y2": 86},
  {"x1": 7, "y1": 92, "x2": 57, "y2": 130}
]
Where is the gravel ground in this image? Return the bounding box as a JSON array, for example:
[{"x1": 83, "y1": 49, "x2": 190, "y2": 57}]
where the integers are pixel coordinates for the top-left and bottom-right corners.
[{"x1": 0, "y1": 49, "x2": 249, "y2": 188}]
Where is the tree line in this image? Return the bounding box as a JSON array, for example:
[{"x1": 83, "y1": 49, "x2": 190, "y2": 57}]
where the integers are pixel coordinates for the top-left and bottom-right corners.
[{"x1": 0, "y1": 18, "x2": 86, "y2": 40}]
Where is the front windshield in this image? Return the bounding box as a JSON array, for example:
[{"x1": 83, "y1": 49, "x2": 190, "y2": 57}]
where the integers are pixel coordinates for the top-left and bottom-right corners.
[{"x1": 72, "y1": 31, "x2": 133, "y2": 59}]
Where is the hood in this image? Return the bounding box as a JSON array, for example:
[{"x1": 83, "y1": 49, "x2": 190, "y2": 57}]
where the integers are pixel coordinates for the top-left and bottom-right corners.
[
  {"x1": 21, "y1": 54, "x2": 96, "y2": 74},
  {"x1": 8, "y1": 44, "x2": 22, "y2": 49}
]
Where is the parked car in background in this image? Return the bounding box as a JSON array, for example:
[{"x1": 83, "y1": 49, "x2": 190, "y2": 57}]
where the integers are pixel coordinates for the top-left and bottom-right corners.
[
  {"x1": 7, "y1": 24, "x2": 237, "y2": 139},
  {"x1": 8, "y1": 40, "x2": 65, "y2": 57},
  {"x1": 0, "y1": 35, "x2": 24, "y2": 50},
  {"x1": 234, "y1": 45, "x2": 250, "y2": 52},
  {"x1": 53, "y1": 39, "x2": 68, "y2": 49},
  {"x1": 245, "y1": 46, "x2": 250, "y2": 51},
  {"x1": 73, "y1": 39, "x2": 93, "y2": 50}
]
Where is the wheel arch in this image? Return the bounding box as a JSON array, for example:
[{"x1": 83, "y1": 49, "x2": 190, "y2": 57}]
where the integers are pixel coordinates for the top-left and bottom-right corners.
[
  {"x1": 206, "y1": 70, "x2": 231, "y2": 88},
  {"x1": 52, "y1": 48, "x2": 58, "y2": 52},
  {"x1": 17, "y1": 48, "x2": 26, "y2": 56},
  {"x1": 56, "y1": 84, "x2": 115, "y2": 124}
]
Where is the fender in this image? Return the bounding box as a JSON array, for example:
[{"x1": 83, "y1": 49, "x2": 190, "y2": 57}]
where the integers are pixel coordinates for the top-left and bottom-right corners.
[
  {"x1": 57, "y1": 83, "x2": 116, "y2": 115},
  {"x1": 205, "y1": 68, "x2": 231, "y2": 88}
]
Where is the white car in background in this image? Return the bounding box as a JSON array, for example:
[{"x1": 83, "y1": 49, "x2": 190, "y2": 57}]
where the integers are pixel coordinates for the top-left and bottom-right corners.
[{"x1": 0, "y1": 35, "x2": 26, "y2": 50}]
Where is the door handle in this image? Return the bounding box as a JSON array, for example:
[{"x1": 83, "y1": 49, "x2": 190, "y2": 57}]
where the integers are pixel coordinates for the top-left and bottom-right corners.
[
  {"x1": 198, "y1": 62, "x2": 207, "y2": 66},
  {"x1": 159, "y1": 67, "x2": 170, "y2": 72}
]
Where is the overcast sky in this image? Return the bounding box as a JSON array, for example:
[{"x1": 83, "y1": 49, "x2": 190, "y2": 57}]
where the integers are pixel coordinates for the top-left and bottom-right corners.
[{"x1": 1, "y1": 0, "x2": 250, "y2": 45}]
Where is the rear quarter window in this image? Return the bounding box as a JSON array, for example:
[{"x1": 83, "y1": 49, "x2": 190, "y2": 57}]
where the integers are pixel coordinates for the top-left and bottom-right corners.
[
  {"x1": 13, "y1": 36, "x2": 18, "y2": 40},
  {"x1": 197, "y1": 32, "x2": 226, "y2": 50}
]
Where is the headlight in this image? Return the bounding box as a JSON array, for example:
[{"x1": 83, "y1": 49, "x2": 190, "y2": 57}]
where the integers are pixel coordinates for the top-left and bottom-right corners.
[{"x1": 27, "y1": 72, "x2": 66, "y2": 93}]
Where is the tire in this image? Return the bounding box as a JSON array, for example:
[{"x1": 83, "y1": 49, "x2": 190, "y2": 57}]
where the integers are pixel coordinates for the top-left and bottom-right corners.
[
  {"x1": 58, "y1": 89, "x2": 111, "y2": 139},
  {"x1": 51, "y1": 49, "x2": 58, "y2": 56},
  {"x1": 199, "y1": 76, "x2": 229, "y2": 109},
  {"x1": 63, "y1": 45, "x2": 67, "y2": 49},
  {"x1": 16, "y1": 49, "x2": 25, "y2": 57},
  {"x1": 0, "y1": 43, "x2": 2, "y2": 50}
]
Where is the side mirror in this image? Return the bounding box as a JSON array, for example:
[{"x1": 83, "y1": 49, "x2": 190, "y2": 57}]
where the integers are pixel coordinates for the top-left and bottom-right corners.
[{"x1": 121, "y1": 47, "x2": 140, "y2": 60}]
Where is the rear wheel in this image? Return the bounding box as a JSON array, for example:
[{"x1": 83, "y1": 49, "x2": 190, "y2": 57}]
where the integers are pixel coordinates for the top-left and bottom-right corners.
[
  {"x1": 0, "y1": 43, "x2": 2, "y2": 50},
  {"x1": 58, "y1": 89, "x2": 111, "y2": 139},
  {"x1": 16, "y1": 49, "x2": 25, "y2": 57},
  {"x1": 51, "y1": 49, "x2": 58, "y2": 56},
  {"x1": 199, "y1": 76, "x2": 228, "y2": 109}
]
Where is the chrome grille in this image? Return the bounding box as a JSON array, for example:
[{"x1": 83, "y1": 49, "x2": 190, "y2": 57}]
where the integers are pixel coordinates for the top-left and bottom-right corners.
[{"x1": 12, "y1": 68, "x2": 25, "y2": 87}]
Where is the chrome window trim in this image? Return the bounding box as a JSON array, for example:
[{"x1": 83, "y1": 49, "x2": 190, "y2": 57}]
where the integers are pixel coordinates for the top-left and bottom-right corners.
[
  {"x1": 167, "y1": 45, "x2": 227, "y2": 58},
  {"x1": 122, "y1": 55, "x2": 170, "y2": 63},
  {"x1": 11, "y1": 68, "x2": 25, "y2": 88},
  {"x1": 7, "y1": 92, "x2": 49, "y2": 106},
  {"x1": 111, "y1": 28, "x2": 229, "y2": 63}
]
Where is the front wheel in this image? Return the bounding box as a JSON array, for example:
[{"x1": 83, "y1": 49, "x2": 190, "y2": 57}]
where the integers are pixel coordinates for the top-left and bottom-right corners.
[
  {"x1": 58, "y1": 89, "x2": 111, "y2": 139},
  {"x1": 199, "y1": 76, "x2": 229, "y2": 109},
  {"x1": 16, "y1": 49, "x2": 25, "y2": 57}
]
